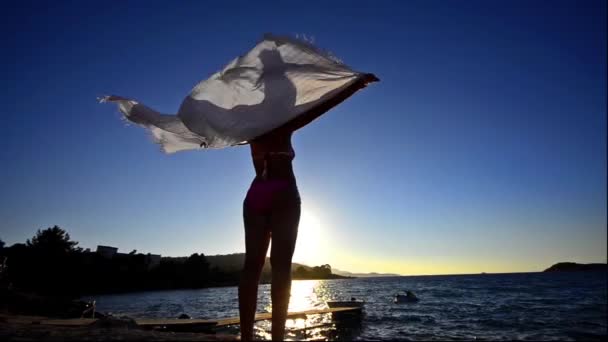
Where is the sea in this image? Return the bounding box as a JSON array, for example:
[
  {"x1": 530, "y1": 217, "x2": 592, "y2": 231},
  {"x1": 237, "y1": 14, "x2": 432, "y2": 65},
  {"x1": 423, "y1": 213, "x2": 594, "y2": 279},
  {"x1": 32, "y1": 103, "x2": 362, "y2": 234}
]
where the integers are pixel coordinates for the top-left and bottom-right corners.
[{"x1": 83, "y1": 271, "x2": 607, "y2": 341}]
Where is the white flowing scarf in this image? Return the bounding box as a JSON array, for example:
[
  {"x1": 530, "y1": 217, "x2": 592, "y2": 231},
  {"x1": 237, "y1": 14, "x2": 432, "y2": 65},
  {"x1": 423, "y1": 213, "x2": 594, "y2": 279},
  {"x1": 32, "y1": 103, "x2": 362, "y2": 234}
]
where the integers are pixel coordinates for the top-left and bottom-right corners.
[{"x1": 100, "y1": 34, "x2": 375, "y2": 153}]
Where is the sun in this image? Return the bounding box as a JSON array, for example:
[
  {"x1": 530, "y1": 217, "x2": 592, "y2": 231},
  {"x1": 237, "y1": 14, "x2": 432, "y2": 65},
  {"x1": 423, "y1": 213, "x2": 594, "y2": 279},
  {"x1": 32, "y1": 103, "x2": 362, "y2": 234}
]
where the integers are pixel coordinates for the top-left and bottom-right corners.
[
  {"x1": 292, "y1": 208, "x2": 326, "y2": 266},
  {"x1": 266, "y1": 206, "x2": 330, "y2": 266}
]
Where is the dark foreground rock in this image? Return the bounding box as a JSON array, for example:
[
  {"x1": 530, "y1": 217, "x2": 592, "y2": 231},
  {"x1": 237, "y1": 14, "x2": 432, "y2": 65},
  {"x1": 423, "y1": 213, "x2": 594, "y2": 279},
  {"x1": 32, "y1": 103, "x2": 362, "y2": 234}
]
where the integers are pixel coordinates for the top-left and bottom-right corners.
[
  {"x1": 0, "y1": 289, "x2": 100, "y2": 318},
  {"x1": 0, "y1": 317, "x2": 236, "y2": 341}
]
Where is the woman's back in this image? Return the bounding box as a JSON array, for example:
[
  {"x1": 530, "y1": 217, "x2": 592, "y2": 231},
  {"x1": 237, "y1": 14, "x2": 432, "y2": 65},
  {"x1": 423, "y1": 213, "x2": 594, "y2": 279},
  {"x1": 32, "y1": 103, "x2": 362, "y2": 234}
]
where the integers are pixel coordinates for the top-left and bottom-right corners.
[{"x1": 250, "y1": 131, "x2": 296, "y2": 180}]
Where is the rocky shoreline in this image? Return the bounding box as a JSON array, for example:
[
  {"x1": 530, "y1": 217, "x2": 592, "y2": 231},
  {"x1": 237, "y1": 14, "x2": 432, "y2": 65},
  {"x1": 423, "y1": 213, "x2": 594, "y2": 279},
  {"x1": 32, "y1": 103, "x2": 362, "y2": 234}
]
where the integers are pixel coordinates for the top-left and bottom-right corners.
[{"x1": 0, "y1": 289, "x2": 238, "y2": 341}]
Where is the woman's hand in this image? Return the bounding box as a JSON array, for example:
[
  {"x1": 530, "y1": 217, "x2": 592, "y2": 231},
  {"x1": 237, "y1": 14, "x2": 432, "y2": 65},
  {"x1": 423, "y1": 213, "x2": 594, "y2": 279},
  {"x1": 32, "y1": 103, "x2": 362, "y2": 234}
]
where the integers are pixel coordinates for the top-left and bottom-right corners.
[{"x1": 361, "y1": 73, "x2": 380, "y2": 84}]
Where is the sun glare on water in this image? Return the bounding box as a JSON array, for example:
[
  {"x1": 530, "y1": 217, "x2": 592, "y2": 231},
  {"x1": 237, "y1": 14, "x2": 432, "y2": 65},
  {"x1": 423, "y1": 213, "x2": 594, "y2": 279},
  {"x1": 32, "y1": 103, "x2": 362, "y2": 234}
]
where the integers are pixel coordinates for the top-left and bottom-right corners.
[{"x1": 260, "y1": 280, "x2": 332, "y2": 340}]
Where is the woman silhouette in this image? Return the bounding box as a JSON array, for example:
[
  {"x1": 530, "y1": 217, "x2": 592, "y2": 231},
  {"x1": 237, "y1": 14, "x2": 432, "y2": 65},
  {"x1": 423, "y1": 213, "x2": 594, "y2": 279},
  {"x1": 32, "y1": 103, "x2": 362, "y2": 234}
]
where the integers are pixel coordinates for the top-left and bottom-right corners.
[
  {"x1": 238, "y1": 51, "x2": 378, "y2": 339},
  {"x1": 100, "y1": 41, "x2": 377, "y2": 340}
]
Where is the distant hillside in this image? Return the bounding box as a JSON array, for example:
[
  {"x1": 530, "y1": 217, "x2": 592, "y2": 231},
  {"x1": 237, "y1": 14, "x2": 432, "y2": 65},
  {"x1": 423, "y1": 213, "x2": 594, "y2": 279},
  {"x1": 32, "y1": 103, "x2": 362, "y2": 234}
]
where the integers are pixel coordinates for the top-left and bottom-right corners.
[
  {"x1": 205, "y1": 253, "x2": 309, "y2": 273},
  {"x1": 543, "y1": 262, "x2": 607, "y2": 272},
  {"x1": 332, "y1": 268, "x2": 401, "y2": 278},
  {"x1": 204, "y1": 253, "x2": 349, "y2": 280}
]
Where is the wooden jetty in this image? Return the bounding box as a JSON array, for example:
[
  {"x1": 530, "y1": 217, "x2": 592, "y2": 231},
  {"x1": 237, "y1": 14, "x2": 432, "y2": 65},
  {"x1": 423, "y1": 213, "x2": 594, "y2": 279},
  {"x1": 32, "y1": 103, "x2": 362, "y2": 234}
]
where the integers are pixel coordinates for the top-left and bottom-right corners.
[
  {"x1": 136, "y1": 306, "x2": 362, "y2": 330},
  {"x1": 2, "y1": 306, "x2": 362, "y2": 331},
  {"x1": 218, "y1": 306, "x2": 360, "y2": 327}
]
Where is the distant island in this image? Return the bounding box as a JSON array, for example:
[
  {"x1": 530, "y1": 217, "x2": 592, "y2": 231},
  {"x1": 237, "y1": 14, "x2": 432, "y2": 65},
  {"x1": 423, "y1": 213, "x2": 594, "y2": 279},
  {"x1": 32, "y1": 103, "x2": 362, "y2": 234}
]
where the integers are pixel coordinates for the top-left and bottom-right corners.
[{"x1": 543, "y1": 262, "x2": 607, "y2": 272}]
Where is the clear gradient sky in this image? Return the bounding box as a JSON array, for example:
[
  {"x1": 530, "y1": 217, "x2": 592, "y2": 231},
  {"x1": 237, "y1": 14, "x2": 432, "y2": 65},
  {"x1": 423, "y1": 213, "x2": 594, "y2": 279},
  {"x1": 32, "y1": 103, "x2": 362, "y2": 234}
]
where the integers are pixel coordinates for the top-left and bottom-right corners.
[{"x1": 3, "y1": 0, "x2": 606, "y2": 275}]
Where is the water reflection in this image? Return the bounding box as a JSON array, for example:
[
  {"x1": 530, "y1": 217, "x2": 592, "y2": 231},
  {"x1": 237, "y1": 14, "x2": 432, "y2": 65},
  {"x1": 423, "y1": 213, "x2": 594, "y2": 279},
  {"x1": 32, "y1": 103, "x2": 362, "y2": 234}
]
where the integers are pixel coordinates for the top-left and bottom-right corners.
[
  {"x1": 253, "y1": 279, "x2": 357, "y2": 341},
  {"x1": 88, "y1": 273, "x2": 607, "y2": 341}
]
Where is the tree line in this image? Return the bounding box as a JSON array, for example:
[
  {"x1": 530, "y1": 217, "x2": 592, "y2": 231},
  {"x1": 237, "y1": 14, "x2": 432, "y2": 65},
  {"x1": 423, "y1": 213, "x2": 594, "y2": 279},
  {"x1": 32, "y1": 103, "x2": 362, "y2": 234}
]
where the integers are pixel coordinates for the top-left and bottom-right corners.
[{"x1": 0, "y1": 226, "x2": 344, "y2": 297}]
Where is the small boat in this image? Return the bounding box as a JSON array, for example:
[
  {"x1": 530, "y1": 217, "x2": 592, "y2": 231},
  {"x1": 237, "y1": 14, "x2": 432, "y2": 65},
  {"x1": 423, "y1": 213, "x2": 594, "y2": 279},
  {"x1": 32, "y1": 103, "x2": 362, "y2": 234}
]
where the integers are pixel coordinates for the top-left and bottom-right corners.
[
  {"x1": 394, "y1": 291, "x2": 419, "y2": 303},
  {"x1": 327, "y1": 297, "x2": 365, "y2": 308}
]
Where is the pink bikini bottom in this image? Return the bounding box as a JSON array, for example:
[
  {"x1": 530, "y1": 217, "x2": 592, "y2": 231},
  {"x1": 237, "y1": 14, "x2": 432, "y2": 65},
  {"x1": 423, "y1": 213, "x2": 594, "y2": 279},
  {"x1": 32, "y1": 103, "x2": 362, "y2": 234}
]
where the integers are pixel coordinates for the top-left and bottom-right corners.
[{"x1": 244, "y1": 179, "x2": 293, "y2": 214}]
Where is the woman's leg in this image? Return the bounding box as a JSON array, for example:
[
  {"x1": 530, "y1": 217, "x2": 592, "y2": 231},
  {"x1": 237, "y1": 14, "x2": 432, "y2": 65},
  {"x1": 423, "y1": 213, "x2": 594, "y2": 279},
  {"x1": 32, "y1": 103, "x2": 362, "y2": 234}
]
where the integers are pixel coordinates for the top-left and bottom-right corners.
[
  {"x1": 269, "y1": 198, "x2": 301, "y2": 341},
  {"x1": 239, "y1": 207, "x2": 271, "y2": 341}
]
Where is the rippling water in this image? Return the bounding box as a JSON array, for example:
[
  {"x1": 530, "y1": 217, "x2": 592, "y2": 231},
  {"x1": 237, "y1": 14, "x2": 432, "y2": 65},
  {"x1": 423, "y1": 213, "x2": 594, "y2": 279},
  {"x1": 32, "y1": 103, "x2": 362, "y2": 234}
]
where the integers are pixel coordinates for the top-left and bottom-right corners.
[{"x1": 84, "y1": 271, "x2": 607, "y2": 341}]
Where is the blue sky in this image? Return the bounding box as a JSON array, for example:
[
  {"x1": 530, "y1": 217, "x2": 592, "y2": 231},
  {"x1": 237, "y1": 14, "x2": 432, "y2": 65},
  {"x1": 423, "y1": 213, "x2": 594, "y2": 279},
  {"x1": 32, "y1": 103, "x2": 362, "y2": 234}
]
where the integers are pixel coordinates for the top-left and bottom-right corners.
[{"x1": 3, "y1": 0, "x2": 606, "y2": 274}]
